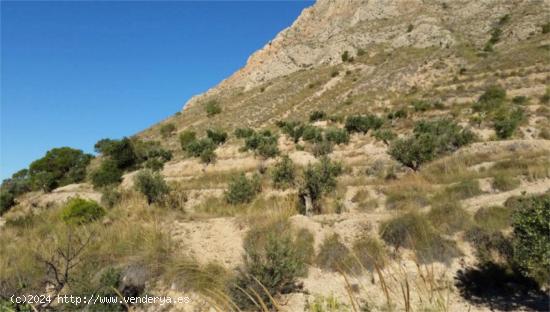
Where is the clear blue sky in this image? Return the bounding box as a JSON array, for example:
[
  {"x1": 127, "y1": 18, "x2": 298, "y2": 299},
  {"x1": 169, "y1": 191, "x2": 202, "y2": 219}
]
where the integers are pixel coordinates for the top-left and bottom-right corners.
[{"x1": 1, "y1": 1, "x2": 313, "y2": 179}]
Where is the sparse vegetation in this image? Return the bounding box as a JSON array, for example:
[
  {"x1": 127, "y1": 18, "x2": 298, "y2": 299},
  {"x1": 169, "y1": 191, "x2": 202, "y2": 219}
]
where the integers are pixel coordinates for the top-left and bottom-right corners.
[
  {"x1": 492, "y1": 173, "x2": 520, "y2": 191},
  {"x1": 316, "y1": 234, "x2": 352, "y2": 272},
  {"x1": 352, "y1": 235, "x2": 387, "y2": 271}
]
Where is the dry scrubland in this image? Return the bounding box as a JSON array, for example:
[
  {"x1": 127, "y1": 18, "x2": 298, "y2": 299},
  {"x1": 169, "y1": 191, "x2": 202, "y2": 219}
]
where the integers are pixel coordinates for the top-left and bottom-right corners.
[{"x1": 2, "y1": 0, "x2": 550, "y2": 311}]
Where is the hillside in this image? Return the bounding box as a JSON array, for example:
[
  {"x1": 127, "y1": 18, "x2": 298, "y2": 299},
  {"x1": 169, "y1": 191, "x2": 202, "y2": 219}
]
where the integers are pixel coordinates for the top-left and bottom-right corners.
[{"x1": 1, "y1": 0, "x2": 550, "y2": 311}]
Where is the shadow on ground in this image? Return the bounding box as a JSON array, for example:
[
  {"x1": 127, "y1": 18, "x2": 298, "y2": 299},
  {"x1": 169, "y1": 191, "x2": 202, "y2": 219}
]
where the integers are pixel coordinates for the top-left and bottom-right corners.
[{"x1": 455, "y1": 263, "x2": 549, "y2": 311}]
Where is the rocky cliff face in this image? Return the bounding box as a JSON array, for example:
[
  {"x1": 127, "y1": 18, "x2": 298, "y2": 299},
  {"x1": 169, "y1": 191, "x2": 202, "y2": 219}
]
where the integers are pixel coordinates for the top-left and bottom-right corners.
[{"x1": 183, "y1": 0, "x2": 549, "y2": 109}]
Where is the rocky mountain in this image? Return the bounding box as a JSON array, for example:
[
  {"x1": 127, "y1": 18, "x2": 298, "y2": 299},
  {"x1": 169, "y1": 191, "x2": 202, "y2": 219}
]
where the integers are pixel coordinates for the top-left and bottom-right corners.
[{"x1": 2, "y1": 0, "x2": 550, "y2": 311}]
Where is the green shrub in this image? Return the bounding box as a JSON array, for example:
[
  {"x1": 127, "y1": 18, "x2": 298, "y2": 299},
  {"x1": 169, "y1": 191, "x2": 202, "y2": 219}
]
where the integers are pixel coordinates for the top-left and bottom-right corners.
[
  {"x1": 493, "y1": 107, "x2": 524, "y2": 139},
  {"x1": 372, "y1": 129, "x2": 396, "y2": 145},
  {"x1": 234, "y1": 127, "x2": 255, "y2": 139},
  {"x1": 543, "y1": 22, "x2": 550, "y2": 34},
  {"x1": 389, "y1": 119, "x2": 475, "y2": 170},
  {"x1": 474, "y1": 85, "x2": 506, "y2": 112},
  {"x1": 316, "y1": 234, "x2": 352, "y2": 271},
  {"x1": 206, "y1": 128, "x2": 228, "y2": 145},
  {"x1": 407, "y1": 24, "x2": 414, "y2": 32},
  {"x1": 28, "y1": 147, "x2": 93, "y2": 192},
  {"x1": 159, "y1": 123, "x2": 176, "y2": 138},
  {"x1": 179, "y1": 130, "x2": 197, "y2": 151},
  {"x1": 90, "y1": 160, "x2": 123, "y2": 188},
  {"x1": 488, "y1": 27, "x2": 502, "y2": 45},
  {"x1": 133, "y1": 170, "x2": 169, "y2": 204},
  {"x1": 341, "y1": 51, "x2": 350, "y2": 62},
  {"x1": 134, "y1": 141, "x2": 172, "y2": 171},
  {"x1": 243, "y1": 130, "x2": 279, "y2": 158},
  {"x1": 298, "y1": 157, "x2": 343, "y2": 213},
  {"x1": 309, "y1": 110, "x2": 327, "y2": 122},
  {"x1": 387, "y1": 108, "x2": 407, "y2": 120},
  {"x1": 230, "y1": 220, "x2": 309, "y2": 309},
  {"x1": 0, "y1": 170, "x2": 32, "y2": 214},
  {"x1": 511, "y1": 194, "x2": 550, "y2": 286},
  {"x1": 0, "y1": 191, "x2": 15, "y2": 215},
  {"x1": 94, "y1": 137, "x2": 137, "y2": 170},
  {"x1": 474, "y1": 206, "x2": 512, "y2": 232},
  {"x1": 278, "y1": 121, "x2": 305, "y2": 143},
  {"x1": 186, "y1": 138, "x2": 217, "y2": 164},
  {"x1": 324, "y1": 128, "x2": 349, "y2": 145},
  {"x1": 271, "y1": 155, "x2": 296, "y2": 189},
  {"x1": 302, "y1": 125, "x2": 324, "y2": 142},
  {"x1": 492, "y1": 173, "x2": 520, "y2": 191},
  {"x1": 380, "y1": 212, "x2": 460, "y2": 263},
  {"x1": 204, "y1": 100, "x2": 221, "y2": 117},
  {"x1": 427, "y1": 201, "x2": 471, "y2": 234},
  {"x1": 352, "y1": 236, "x2": 387, "y2": 271},
  {"x1": 224, "y1": 173, "x2": 261, "y2": 204},
  {"x1": 345, "y1": 115, "x2": 383, "y2": 134},
  {"x1": 61, "y1": 198, "x2": 105, "y2": 224}
]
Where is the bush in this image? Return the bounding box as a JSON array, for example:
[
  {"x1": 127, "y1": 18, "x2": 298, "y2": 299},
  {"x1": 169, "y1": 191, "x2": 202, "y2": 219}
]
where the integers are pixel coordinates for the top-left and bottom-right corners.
[
  {"x1": 492, "y1": 173, "x2": 520, "y2": 191},
  {"x1": 543, "y1": 22, "x2": 550, "y2": 34},
  {"x1": 243, "y1": 130, "x2": 279, "y2": 158},
  {"x1": 387, "y1": 108, "x2": 407, "y2": 120},
  {"x1": 234, "y1": 127, "x2": 255, "y2": 139},
  {"x1": 94, "y1": 137, "x2": 137, "y2": 170},
  {"x1": 352, "y1": 236, "x2": 387, "y2": 271},
  {"x1": 372, "y1": 129, "x2": 396, "y2": 145},
  {"x1": 316, "y1": 234, "x2": 352, "y2": 272},
  {"x1": 204, "y1": 100, "x2": 221, "y2": 117},
  {"x1": 179, "y1": 130, "x2": 197, "y2": 151},
  {"x1": 302, "y1": 125, "x2": 323, "y2": 142},
  {"x1": 341, "y1": 51, "x2": 350, "y2": 62},
  {"x1": 0, "y1": 170, "x2": 32, "y2": 214},
  {"x1": 277, "y1": 120, "x2": 305, "y2": 143},
  {"x1": 411, "y1": 100, "x2": 432, "y2": 112},
  {"x1": 0, "y1": 191, "x2": 15, "y2": 215},
  {"x1": 474, "y1": 85, "x2": 506, "y2": 112},
  {"x1": 309, "y1": 110, "x2": 327, "y2": 122},
  {"x1": 298, "y1": 157, "x2": 343, "y2": 213},
  {"x1": 224, "y1": 173, "x2": 261, "y2": 204},
  {"x1": 511, "y1": 194, "x2": 550, "y2": 286},
  {"x1": 186, "y1": 138, "x2": 217, "y2": 164},
  {"x1": 427, "y1": 201, "x2": 471, "y2": 234},
  {"x1": 380, "y1": 212, "x2": 460, "y2": 263},
  {"x1": 512, "y1": 96, "x2": 529, "y2": 105},
  {"x1": 493, "y1": 107, "x2": 524, "y2": 139},
  {"x1": 271, "y1": 155, "x2": 295, "y2": 189},
  {"x1": 465, "y1": 227, "x2": 513, "y2": 265},
  {"x1": 159, "y1": 123, "x2": 176, "y2": 138},
  {"x1": 28, "y1": 147, "x2": 93, "y2": 192},
  {"x1": 389, "y1": 119, "x2": 475, "y2": 170},
  {"x1": 133, "y1": 170, "x2": 169, "y2": 204},
  {"x1": 324, "y1": 128, "x2": 349, "y2": 145},
  {"x1": 345, "y1": 115, "x2": 383, "y2": 134},
  {"x1": 206, "y1": 129, "x2": 228, "y2": 145},
  {"x1": 61, "y1": 198, "x2": 105, "y2": 224},
  {"x1": 134, "y1": 141, "x2": 172, "y2": 171},
  {"x1": 230, "y1": 221, "x2": 309, "y2": 309},
  {"x1": 90, "y1": 160, "x2": 123, "y2": 188}
]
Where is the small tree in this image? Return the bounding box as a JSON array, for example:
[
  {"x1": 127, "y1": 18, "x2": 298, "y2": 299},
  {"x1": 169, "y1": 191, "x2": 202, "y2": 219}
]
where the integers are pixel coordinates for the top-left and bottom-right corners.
[
  {"x1": 278, "y1": 121, "x2": 305, "y2": 143},
  {"x1": 186, "y1": 138, "x2": 217, "y2": 164},
  {"x1": 243, "y1": 130, "x2": 279, "y2": 158},
  {"x1": 90, "y1": 160, "x2": 123, "y2": 188},
  {"x1": 345, "y1": 115, "x2": 383, "y2": 134},
  {"x1": 299, "y1": 157, "x2": 342, "y2": 214},
  {"x1": 271, "y1": 155, "x2": 295, "y2": 189},
  {"x1": 204, "y1": 100, "x2": 221, "y2": 117},
  {"x1": 159, "y1": 123, "x2": 176, "y2": 138},
  {"x1": 134, "y1": 170, "x2": 169, "y2": 205},
  {"x1": 225, "y1": 173, "x2": 261, "y2": 205},
  {"x1": 206, "y1": 129, "x2": 228, "y2": 145}
]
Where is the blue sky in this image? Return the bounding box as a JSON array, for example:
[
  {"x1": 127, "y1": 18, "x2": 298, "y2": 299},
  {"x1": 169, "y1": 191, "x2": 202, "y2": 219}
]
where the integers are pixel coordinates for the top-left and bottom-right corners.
[{"x1": 0, "y1": 1, "x2": 313, "y2": 179}]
